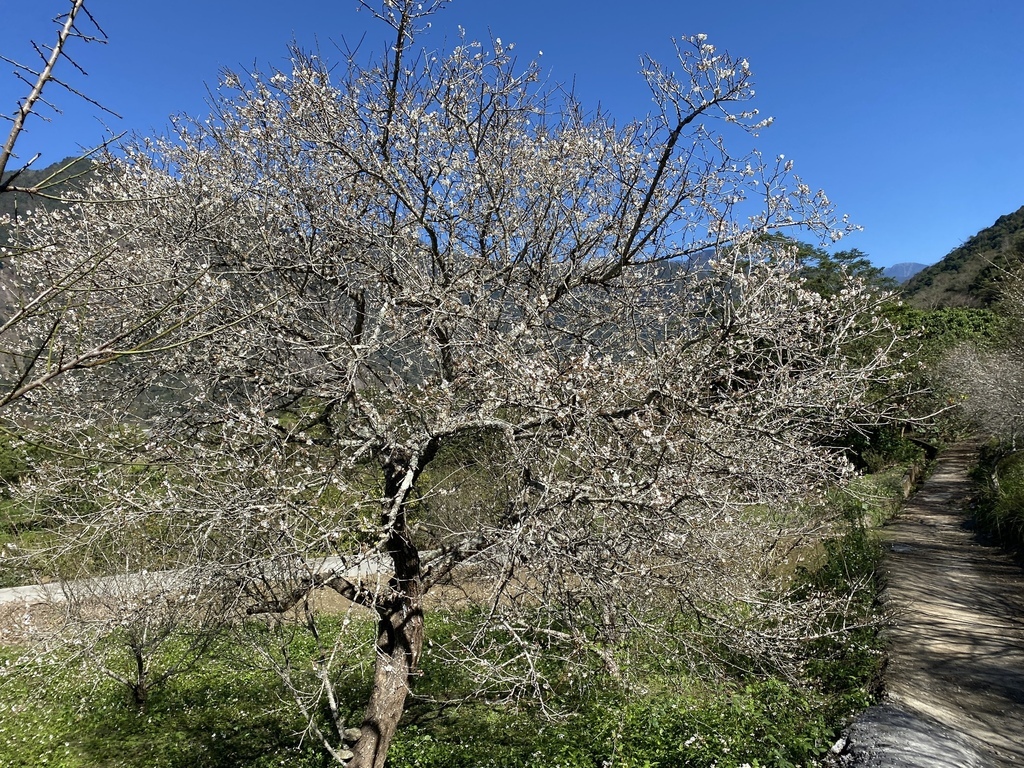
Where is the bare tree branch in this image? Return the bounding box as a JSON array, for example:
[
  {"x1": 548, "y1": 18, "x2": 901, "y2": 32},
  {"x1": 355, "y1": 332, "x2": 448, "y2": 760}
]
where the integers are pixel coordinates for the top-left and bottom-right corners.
[{"x1": 1, "y1": 0, "x2": 115, "y2": 186}]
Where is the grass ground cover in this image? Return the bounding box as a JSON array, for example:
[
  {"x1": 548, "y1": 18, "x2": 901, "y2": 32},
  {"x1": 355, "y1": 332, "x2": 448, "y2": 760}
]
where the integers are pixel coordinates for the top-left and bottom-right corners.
[
  {"x1": 0, "y1": 462, "x2": 912, "y2": 767},
  {"x1": 0, "y1": 632, "x2": 870, "y2": 768}
]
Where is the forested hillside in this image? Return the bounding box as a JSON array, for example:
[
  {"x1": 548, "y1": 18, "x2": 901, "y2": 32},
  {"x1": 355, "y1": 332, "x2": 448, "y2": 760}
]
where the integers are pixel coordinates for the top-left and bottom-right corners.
[
  {"x1": 0, "y1": 156, "x2": 93, "y2": 239},
  {"x1": 903, "y1": 205, "x2": 1024, "y2": 308}
]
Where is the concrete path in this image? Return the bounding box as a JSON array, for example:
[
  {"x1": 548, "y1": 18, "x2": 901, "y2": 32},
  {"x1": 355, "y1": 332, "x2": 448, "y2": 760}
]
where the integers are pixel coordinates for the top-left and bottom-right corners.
[
  {"x1": 837, "y1": 443, "x2": 1024, "y2": 767},
  {"x1": 0, "y1": 555, "x2": 391, "y2": 608}
]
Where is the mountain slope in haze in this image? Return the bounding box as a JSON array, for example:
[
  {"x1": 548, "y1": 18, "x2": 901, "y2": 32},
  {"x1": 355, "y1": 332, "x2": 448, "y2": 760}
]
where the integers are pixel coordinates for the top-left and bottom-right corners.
[
  {"x1": 884, "y1": 262, "x2": 928, "y2": 284},
  {"x1": 902, "y1": 205, "x2": 1024, "y2": 308},
  {"x1": 0, "y1": 157, "x2": 97, "y2": 316},
  {"x1": 0, "y1": 156, "x2": 95, "y2": 229}
]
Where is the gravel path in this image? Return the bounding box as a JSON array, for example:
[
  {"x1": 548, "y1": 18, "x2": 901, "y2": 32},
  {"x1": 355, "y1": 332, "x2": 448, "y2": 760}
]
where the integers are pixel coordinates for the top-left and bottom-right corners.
[{"x1": 836, "y1": 443, "x2": 1024, "y2": 767}]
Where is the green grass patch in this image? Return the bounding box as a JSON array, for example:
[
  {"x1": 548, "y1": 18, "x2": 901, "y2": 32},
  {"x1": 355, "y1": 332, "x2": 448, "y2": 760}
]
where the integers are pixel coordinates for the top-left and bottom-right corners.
[
  {"x1": 0, "y1": 586, "x2": 885, "y2": 768},
  {"x1": 0, "y1": 466, "x2": 900, "y2": 768},
  {"x1": 391, "y1": 671, "x2": 855, "y2": 768},
  {"x1": 0, "y1": 638, "x2": 326, "y2": 768}
]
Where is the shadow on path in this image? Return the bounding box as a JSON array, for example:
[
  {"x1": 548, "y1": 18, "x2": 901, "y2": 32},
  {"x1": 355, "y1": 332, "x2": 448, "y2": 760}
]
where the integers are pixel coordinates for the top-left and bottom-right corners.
[{"x1": 836, "y1": 443, "x2": 1024, "y2": 767}]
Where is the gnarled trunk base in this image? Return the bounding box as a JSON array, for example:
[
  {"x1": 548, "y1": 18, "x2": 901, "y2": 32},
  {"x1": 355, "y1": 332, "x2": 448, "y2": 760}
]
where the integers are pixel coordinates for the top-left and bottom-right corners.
[{"x1": 348, "y1": 594, "x2": 423, "y2": 768}]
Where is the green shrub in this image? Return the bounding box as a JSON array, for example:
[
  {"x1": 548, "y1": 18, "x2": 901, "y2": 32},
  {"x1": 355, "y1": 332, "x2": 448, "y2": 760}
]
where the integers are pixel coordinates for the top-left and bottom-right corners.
[
  {"x1": 844, "y1": 426, "x2": 927, "y2": 474},
  {"x1": 787, "y1": 495, "x2": 889, "y2": 724},
  {"x1": 972, "y1": 442, "x2": 1024, "y2": 551}
]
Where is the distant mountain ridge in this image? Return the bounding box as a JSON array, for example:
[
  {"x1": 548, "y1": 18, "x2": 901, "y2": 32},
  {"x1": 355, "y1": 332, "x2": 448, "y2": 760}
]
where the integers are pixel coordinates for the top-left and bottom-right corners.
[
  {"x1": 884, "y1": 262, "x2": 928, "y2": 284},
  {"x1": 902, "y1": 205, "x2": 1024, "y2": 308}
]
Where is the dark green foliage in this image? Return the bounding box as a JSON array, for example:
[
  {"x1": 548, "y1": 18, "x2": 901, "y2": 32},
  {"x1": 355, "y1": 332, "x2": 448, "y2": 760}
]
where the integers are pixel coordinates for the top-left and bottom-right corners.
[
  {"x1": 844, "y1": 425, "x2": 929, "y2": 473},
  {"x1": 881, "y1": 304, "x2": 1006, "y2": 443},
  {"x1": 757, "y1": 234, "x2": 895, "y2": 298},
  {"x1": 785, "y1": 479, "x2": 894, "y2": 723},
  {"x1": 792, "y1": 523, "x2": 886, "y2": 717},
  {"x1": 796, "y1": 245, "x2": 895, "y2": 298},
  {"x1": 887, "y1": 305, "x2": 1006, "y2": 357}
]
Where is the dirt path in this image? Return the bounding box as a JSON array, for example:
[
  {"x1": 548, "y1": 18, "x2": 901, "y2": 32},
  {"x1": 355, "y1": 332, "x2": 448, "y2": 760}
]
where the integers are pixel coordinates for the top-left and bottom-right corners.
[{"x1": 837, "y1": 443, "x2": 1024, "y2": 767}]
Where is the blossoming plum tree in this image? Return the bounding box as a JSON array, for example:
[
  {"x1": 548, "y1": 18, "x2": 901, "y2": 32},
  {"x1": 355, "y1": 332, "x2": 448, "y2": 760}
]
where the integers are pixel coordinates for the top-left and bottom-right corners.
[
  {"x1": 11, "y1": 2, "x2": 902, "y2": 765},
  {"x1": 0, "y1": 1, "x2": 172, "y2": 421},
  {"x1": 941, "y1": 270, "x2": 1024, "y2": 446}
]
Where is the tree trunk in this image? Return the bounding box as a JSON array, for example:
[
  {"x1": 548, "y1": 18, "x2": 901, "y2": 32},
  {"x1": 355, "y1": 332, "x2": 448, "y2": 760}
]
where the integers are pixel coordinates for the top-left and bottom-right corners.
[
  {"x1": 349, "y1": 453, "x2": 426, "y2": 768},
  {"x1": 130, "y1": 643, "x2": 148, "y2": 710},
  {"x1": 348, "y1": 591, "x2": 423, "y2": 768}
]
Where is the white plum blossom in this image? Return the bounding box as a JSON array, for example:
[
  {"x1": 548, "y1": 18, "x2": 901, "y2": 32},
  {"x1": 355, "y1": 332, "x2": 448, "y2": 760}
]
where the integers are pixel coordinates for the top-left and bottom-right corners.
[{"x1": 5, "y1": 2, "x2": 897, "y2": 766}]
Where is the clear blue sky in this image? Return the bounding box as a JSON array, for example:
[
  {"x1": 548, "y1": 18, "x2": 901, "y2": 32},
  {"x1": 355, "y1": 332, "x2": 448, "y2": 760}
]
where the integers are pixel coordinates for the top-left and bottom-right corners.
[{"x1": 3, "y1": 0, "x2": 1023, "y2": 268}]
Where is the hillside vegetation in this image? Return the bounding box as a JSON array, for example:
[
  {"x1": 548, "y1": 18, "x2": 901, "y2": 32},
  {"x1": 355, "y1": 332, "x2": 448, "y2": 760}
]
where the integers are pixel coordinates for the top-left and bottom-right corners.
[
  {"x1": 0, "y1": 156, "x2": 95, "y2": 318},
  {"x1": 0, "y1": 155, "x2": 93, "y2": 209},
  {"x1": 903, "y1": 205, "x2": 1024, "y2": 308},
  {"x1": 1, "y1": 156, "x2": 93, "y2": 232}
]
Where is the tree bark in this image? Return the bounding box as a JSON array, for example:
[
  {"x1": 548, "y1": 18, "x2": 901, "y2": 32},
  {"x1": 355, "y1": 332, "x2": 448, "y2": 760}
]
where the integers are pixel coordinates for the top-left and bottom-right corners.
[
  {"x1": 349, "y1": 454, "x2": 426, "y2": 768},
  {"x1": 348, "y1": 588, "x2": 423, "y2": 768}
]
